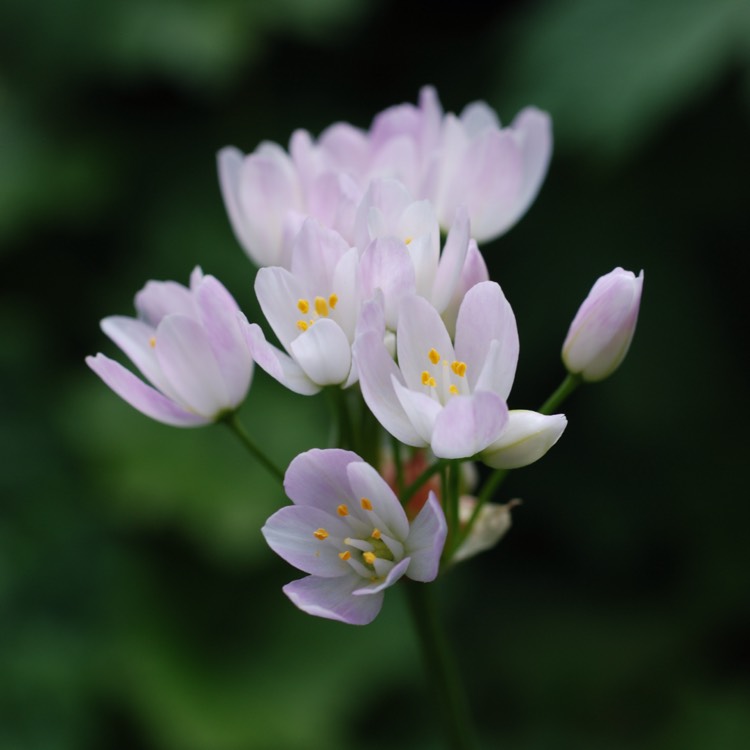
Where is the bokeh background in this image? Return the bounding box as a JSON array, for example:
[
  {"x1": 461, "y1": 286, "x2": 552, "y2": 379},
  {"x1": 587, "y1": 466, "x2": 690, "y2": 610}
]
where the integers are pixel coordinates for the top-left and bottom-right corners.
[{"x1": 2, "y1": 0, "x2": 749, "y2": 748}]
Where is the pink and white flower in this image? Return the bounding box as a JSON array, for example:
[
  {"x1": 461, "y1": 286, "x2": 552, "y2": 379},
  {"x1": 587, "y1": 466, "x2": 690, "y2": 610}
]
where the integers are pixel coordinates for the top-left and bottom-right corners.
[
  {"x1": 263, "y1": 448, "x2": 447, "y2": 625},
  {"x1": 86, "y1": 268, "x2": 253, "y2": 426}
]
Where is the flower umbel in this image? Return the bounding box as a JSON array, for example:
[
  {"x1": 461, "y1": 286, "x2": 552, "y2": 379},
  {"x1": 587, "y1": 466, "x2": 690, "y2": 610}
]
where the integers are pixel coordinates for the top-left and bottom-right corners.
[
  {"x1": 86, "y1": 267, "x2": 253, "y2": 426},
  {"x1": 262, "y1": 449, "x2": 447, "y2": 625}
]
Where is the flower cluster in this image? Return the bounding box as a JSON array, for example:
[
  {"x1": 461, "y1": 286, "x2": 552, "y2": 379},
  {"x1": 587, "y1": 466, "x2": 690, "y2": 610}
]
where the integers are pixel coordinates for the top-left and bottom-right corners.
[{"x1": 87, "y1": 88, "x2": 643, "y2": 625}]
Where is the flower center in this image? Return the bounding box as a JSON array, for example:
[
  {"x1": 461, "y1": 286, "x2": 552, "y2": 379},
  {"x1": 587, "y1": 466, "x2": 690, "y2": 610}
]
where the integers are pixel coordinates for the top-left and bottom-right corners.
[
  {"x1": 420, "y1": 347, "x2": 467, "y2": 401},
  {"x1": 296, "y1": 294, "x2": 339, "y2": 332}
]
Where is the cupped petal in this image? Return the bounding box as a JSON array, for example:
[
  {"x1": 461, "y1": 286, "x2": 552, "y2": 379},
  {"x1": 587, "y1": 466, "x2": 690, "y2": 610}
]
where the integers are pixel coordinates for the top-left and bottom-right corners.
[
  {"x1": 254, "y1": 266, "x2": 310, "y2": 351},
  {"x1": 352, "y1": 557, "x2": 411, "y2": 596},
  {"x1": 482, "y1": 410, "x2": 567, "y2": 469},
  {"x1": 396, "y1": 294, "x2": 454, "y2": 391},
  {"x1": 392, "y1": 377, "x2": 442, "y2": 445},
  {"x1": 154, "y1": 314, "x2": 230, "y2": 418},
  {"x1": 431, "y1": 205, "x2": 470, "y2": 313},
  {"x1": 512, "y1": 107, "x2": 552, "y2": 225},
  {"x1": 354, "y1": 330, "x2": 424, "y2": 447},
  {"x1": 455, "y1": 281, "x2": 518, "y2": 398},
  {"x1": 244, "y1": 323, "x2": 320, "y2": 396},
  {"x1": 135, "y1": 279, "x2": 195, "y2": 327},
  {"x1": 358, "y1": 236, "x2": 417, "y2": 330},
  {"x1": 289, "y1": 218, "x2": 350, "y2": 293},
  {"x1": 289, "y1": 318, "x2": 352, "y2": 386},
  {"x1": 283, "y1": 574, "x2": 384, "y2": 625},
  {"x1": 195, "y1": 275, "x2": 253, "y2": 408},
  {"x1": 431, "y1": 390, "x2": 509, "y2": 459},
  {"x1": 86, "y1": 354, "x2": 209, "y2": 427},
  {"x1": 100, "y1": 316, "x2": 177, "y2": 401},
  {"x1": 405, "y1": 492, "x2": 447, "y2": 582},
  {"x1": 284, "y1": 448, "x2": 362, "y2": 511},
  {"x1": 345, "y1": 460, "x2": 409, "y2": 540},
  {"x1": 217, "y1": 147, "x2": 258, "y2": 262},
  {"x1": 262, "y1": 505, "x2": 354, "y2": 577}
]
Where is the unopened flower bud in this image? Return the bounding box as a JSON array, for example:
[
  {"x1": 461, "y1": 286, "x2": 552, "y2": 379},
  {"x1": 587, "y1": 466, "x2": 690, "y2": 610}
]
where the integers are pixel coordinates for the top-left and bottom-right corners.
[
  {"x1": 452, "y1": 497, "x2": 520, "y2": 563},
  {"x1": 562, "y1": 267, "x2": 644, "y2": 382}
]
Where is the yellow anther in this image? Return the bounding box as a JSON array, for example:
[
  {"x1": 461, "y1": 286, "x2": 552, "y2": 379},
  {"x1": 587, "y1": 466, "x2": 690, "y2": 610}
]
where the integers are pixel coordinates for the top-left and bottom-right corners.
[
  {"x1": 404, "y1": 236, "x2": 413, "y2": 245},
  {"x1": 361, "y1": 497, "x2": 373, "y2": 511},
  {"x1": 296, "y1": 320, "x2": 309, "y2": 332},
  {"x1": 363, "y1": 551, "x2": 376, "y2": 565},
  {"x1": 313, "y1": 528, "x2": 329, "y2": 540},
  {"x1": 428, "y1": 348, "x2": 440, "y2": 365},
  {"x1": 337, "y1": 504, "x2": 349, "y2": 517},
  {"x1": 314, "y1": 296, "x2": 329, "y2": 317},
  {"x1": 421, "y1": 370, "x2": 432, "y2": 386},
  {"x1": 428, "y1": 377, "x2": 436, "y2": 387},
  {"x1": 371, "y1": 529, "x2": 382, "y2": 540},
  {"x1": 297, "y1": 298, "x2": 310, "y2": 314},
  {"x1": 339, "y1": 550, "x2": 351, "y2": 561},
  {"x1": 148, "y1": 336, "x2": 156, "y2": 348},
  {"x1": 451, "y1": 361, "x2": 467, "y2": 377},
  {"x1": 449, "y1": 384, "x2": 459, "y2": 395},
  {"x1": 329, "y1": 293, "x2": 338, "y2": 309}
]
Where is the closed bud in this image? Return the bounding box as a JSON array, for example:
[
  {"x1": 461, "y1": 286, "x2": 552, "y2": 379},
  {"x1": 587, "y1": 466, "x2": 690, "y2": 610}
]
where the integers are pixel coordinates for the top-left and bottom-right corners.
[{"x1": 562, "y1": 267, "x2": 644, "y2": 382}]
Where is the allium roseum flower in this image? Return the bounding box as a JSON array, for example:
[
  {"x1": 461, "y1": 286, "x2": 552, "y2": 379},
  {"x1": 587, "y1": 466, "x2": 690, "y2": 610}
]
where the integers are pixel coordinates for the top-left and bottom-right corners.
[
  {"x1": 218, "y1": 86, "x2": 551, "y2": 267},
  {"x1": 562, "y1": 267, "x2": 644, "y2": 382},
  {"x1": 354, "y1": 281, "x2": 567, "y2": 464},
  {"x1": 86, "y1": 268, "x2": 253, "y2": 426},
  {"x1": 263, "y1": 449, "x2": 447, "y2": 625}
]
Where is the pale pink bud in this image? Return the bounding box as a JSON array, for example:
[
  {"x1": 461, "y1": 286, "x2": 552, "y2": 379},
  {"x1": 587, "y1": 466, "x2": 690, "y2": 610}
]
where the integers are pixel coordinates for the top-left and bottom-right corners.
[{"x1": 562, "y1": 267, "x2": 644, "y2": 382}]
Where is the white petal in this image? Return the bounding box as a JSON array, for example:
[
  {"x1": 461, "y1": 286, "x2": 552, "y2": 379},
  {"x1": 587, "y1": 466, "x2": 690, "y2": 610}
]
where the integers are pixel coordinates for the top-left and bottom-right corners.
[
  {"x1": 482, "y1": 410, "x2": 567, "y2": 469},
  {"x1": 289, "y1": 319, "x2": 352, "y2": 386}
]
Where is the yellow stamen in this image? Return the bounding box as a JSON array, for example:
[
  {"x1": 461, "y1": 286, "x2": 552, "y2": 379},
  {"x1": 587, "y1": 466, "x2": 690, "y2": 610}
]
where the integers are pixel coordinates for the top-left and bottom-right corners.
[
  {"x1": 297, "y1": 299, "x2": 310, "y2": 314},
  {"x1": 363, "y1": 551, "x2": 376, "y2": 565},
  {"x1": 428, "y1": 348, "x2": 440, "y2": 365},
  {"x1": 314, "y1": 296, "x2": 329, "y2": 317},
  {"x1": 329, "y1": 293, "x2": 338, "y2": 309},
  {"x1": 449, "y1": 384, "x2": 459, "y2": 395},
  {"x1": 361, "y1": 497, "x2": 373, "y2": 511},
  {"x1": 404, "y1": 236, "x2": 413, "y2": 245},
  {"x1": 451, "y1": 360, "x2": 467, "y2": 377},
  {"x1": 337, "y1": 504, "x2": 349, "y2": 517},
  {"x1": 421, "y1": 370, "x2": 432, "y2": 386},
  {"x1": 148, "y1": 336, "x2": 156, "y2": 348},
  {"x1": 428, "y1": 377, "x2": 436, "y2": 387},
  {"x1": 338, "y1": 550, "x2": 351, "y2": 561},
  {"x1": 371, "y1": 528, "x2": 382, "y2": 540},
  {"x1": 296, "y1": 320, "x2": 309, "y2": 332},
  {"x1": 313, "y1": 528, "x2": 329, "y2": 540}
]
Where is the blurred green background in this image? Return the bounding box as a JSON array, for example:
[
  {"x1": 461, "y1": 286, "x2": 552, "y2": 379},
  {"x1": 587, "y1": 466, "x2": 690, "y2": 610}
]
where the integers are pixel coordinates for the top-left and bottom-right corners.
[{"x1": 2, "y1": 0, "x2": 749, "y2": 748}]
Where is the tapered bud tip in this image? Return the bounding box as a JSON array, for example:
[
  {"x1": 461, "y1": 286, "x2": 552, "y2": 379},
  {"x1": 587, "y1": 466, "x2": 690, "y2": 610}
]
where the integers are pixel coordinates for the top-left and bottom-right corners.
[{"x1": 562, "y1": 267, "x2": 643, "y2": 382}]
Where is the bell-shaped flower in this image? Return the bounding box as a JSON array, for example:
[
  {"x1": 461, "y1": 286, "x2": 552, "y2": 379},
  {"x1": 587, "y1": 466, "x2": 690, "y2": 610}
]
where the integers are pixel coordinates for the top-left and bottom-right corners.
[
  {"x1": 86, "y1": 268, "x2": 253, "y2": 427},
  {"x1": 428, "y1": 101, "x2": 552, "y2": 243},
  {"x1": 562, "y1": 267, "x2": 644, "y2": 382},
  {"x1": 354, "y1": 282, "x2": 517, "y2": 459},
  {"x1": 245, "y1": 219, "x2": 362, "y2": 394},
  {"x1": 262, "y1": 448, "x2": 447, "y2": 625}
]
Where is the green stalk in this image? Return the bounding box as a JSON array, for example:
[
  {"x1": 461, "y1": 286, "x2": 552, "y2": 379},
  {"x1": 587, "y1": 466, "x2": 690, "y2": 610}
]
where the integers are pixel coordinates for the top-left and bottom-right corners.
[
  {"x1": 222, "y1": 413, "x2": 285, "y2": 483},
  {"x1": 404, "y1": 581, "x2": 479, "y2": 750}
]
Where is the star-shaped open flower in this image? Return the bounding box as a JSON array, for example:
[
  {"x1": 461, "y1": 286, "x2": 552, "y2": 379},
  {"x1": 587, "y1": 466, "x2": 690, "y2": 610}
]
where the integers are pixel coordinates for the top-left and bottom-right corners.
[{"x1": 263, "y1": 449, "x2": 447, "y2": 625}]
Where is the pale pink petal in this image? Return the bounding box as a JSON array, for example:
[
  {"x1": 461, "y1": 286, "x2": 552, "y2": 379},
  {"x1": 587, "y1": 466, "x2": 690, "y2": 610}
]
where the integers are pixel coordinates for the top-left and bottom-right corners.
[
  {"x1": 352, "y1": 557, "x2": 410, "y2": 596},
  {"x1": 431, "y1": 391, "x2": 509, "y2": 459},
  {"x1": 455, "y1": 281, "x2": 518, "y2": 398},
  {"x1": 289, "y1": 319, "x2": 352, "y2": 386},
  {"x1": 283, "y1": 448, "x2": 361, "y2": 510},
  {"x1": 86, "y1": 354, "x2": 208, "y2": 427},
  {"x1": 392, "y1": 377, "x2": 441, "y2": 445},
  {"x1": 254, "y1": 266, "x2": 309, "y2": 351},
  {"x1": 262, "y1": 505, "x2": 354, "y2": 577},
  {"x1": 289, "y1": 218, "x2": 350, "y2": 293},
  {"x1": 353, "y1": 330, "x2": 423, "y2": 446},
  {"x1": 195, "y1": 275, "x2": 253, "y2": 408},
  {"x1": 283, "y1": 574, "x2": 384, "y2": 625},
  {"x1": 405, "y1": 492, "x2": 447, "y2": 582},
  {"x1": 512, "y1": 107, "x2": 552, "y2": 225},
  {"x1": 135, "y1": 279, "x2": 195, "y2": 326},
  {"x1": 431, "y1": 205, "x2": 470, "y2": 313},
  {"x1": 217, "y1": 147, "x2": 257, "y2": 261},
  {"x1": 244, "y1": 323, "x2": 320, "y2": 396},
  {"x1": 154, "y1": 314, "x2": 229, "y2": 418},
  {"x1": 482, "y1": 410, "x2": 567, "y2": 470},
  {"x1": 345, "y1": 460, "x2": 409, "y2": 540}
]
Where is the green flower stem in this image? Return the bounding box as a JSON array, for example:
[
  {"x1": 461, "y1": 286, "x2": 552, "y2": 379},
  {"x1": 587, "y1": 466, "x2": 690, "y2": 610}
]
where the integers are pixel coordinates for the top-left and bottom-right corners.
[
  {"x1": 391, "y1": 435, "x2": 405, "y2": 495},
  {"x1": 402, "y1": 458, "x2": 448, "y2": 506},
  {"x1": 222, "y1": 413, "x2": 285, "y2": 484},
  {"x1": 539, "y1": 372, "x2": 582, "y2": 415},
  {"x1": 404, "y1": 581, "x2": 479, "y2": 750}
]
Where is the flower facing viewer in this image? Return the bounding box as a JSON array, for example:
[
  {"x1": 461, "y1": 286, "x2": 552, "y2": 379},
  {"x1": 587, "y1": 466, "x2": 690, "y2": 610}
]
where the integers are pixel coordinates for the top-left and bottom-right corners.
[
  {"x1": 263, "y1": 449, "x2": 447, "y2": 625},
  {"x1": 562, "y1": 267, "x2": 644, "y2": 382},
  {"x1": 86, "y1": 267, "x2": 253, "y2": 426}
]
